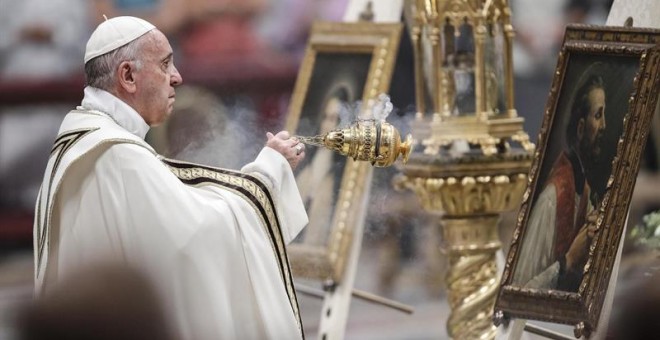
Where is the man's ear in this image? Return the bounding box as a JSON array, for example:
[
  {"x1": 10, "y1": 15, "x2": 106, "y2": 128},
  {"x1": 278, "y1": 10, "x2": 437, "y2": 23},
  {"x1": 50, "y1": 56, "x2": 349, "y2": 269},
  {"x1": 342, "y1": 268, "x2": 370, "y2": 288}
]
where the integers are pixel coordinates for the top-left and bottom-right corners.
[
  {"x1": 117, "y1": 61, "x2": 138, "y2": 94},
  {"x1": 577, "y1": 118, "x2": 585, "y2": 142}
]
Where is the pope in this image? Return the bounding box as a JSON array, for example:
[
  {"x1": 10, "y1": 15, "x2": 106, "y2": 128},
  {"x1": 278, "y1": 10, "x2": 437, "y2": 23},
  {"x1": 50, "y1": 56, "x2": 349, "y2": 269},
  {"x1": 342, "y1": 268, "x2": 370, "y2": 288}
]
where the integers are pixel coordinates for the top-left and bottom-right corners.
[{"x1": 33, "y1": 16, "x2": 308, "y2": 339}]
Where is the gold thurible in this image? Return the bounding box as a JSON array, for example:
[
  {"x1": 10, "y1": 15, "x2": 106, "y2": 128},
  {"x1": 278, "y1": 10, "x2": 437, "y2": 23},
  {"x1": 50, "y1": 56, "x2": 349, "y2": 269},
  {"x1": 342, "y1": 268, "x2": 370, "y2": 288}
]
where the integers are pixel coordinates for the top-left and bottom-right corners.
[{"x1": 296, "y1": 119, "x2": 413, "y2": 168}]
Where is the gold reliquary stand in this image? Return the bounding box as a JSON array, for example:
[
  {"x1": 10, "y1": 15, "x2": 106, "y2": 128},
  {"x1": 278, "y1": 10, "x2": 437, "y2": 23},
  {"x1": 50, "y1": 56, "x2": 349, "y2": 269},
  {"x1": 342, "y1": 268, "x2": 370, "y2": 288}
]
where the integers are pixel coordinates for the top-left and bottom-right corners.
[{"x1": 394, "y1": 1, "x2": 535, "y2": 339}]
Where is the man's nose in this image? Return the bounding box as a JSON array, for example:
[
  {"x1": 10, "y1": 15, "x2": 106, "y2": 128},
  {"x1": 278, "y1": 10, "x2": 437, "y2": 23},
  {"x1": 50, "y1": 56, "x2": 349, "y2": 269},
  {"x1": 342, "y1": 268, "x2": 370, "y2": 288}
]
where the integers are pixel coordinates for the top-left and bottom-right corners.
[{"x1": 171, "y1": 66, "x2": 183, "y2": 86}]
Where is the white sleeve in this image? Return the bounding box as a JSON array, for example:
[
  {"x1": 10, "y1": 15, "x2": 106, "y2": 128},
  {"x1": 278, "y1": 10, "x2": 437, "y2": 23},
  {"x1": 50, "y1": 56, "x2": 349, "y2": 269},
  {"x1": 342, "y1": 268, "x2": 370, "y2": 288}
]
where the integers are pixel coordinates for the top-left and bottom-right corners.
[{"x1": 241, "y1": 147, "x2": 308, "y2": 244}]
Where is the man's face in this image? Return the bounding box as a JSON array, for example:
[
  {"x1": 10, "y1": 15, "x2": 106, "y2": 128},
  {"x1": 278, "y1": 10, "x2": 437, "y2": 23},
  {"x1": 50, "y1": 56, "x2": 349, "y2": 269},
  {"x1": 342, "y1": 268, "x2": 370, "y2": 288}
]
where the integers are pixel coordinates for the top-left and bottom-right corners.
[
  {"x1": 320, "y1": 97, "x2": 341, "y2": 134},
  {"x1": 578, "y1": 87, "x2": 606, "y2": 161},
  {"x1": 134, "y1": 30, "x2": 183, "y2": 126}
]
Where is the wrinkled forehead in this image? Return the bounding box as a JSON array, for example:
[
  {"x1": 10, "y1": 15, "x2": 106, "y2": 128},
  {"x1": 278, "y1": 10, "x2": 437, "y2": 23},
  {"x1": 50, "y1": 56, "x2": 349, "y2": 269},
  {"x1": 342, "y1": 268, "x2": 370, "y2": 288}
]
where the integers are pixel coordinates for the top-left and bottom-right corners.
[{"x1": 140, "y1": 30, "x2": 172, "y2": 56}]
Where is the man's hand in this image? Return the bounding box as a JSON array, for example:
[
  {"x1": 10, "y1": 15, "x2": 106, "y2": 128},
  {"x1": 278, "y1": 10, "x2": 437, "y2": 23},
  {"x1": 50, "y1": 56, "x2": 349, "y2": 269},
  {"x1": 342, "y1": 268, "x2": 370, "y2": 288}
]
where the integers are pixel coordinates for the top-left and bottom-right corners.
[
  {"x1": 565, "y1": 215, "x2": 597, "y2": 273},
  {"x1": 265, "y1": 131, "x2": 305, "y2": 170}
]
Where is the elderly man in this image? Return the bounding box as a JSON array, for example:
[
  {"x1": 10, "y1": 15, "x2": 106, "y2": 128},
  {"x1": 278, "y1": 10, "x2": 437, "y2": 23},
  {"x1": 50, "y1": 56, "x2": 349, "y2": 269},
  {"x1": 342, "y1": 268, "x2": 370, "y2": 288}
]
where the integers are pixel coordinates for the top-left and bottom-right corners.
[{"x1": 34, "y1": 16, "x2": 307, "y2": 339}]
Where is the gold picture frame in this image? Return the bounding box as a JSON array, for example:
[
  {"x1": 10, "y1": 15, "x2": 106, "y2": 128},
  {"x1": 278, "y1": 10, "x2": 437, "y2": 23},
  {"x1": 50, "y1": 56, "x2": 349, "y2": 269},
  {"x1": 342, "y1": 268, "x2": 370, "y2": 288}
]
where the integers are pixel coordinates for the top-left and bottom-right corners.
[
  {"x1": 284, "y1": 21, "x2": 402, "y2": 283},
  {"x1": 494, "y1": 25, "x2": 660, "y2": 337}
]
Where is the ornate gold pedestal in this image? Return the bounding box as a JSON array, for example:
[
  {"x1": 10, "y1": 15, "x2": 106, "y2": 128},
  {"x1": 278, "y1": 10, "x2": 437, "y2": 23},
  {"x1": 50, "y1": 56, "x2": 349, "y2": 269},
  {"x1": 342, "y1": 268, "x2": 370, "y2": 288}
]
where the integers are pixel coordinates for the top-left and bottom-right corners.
[{"x1": 397, "y1": 151, "x2": 531, "y2": 339}]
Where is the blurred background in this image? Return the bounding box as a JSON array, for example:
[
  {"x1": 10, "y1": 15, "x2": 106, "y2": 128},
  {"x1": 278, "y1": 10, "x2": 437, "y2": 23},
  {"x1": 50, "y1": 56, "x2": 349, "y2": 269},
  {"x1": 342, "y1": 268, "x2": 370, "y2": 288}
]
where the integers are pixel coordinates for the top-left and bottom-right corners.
[{"x1": 3, "y1": 0, "x2": 660, "y2": 339}]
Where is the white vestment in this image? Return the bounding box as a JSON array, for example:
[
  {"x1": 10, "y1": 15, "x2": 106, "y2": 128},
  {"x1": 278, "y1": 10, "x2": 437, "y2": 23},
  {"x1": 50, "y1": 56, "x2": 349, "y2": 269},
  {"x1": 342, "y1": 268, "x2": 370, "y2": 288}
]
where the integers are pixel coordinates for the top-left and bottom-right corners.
[
  {"x1": 512, "y1": 183, "x2": 561, "y2": 289},
  {"x1": 512, "y1": 183, "x2": 594, "y2": 289},
  {"x1": 34, "y1": 87, "x2": 308, "y2": 339}
]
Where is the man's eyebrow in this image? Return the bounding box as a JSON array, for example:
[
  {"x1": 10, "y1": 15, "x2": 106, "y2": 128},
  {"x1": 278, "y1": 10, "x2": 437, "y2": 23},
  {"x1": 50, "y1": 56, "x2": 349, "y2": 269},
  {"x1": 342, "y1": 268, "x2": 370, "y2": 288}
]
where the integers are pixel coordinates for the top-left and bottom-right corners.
[{"x1": 161, "y1": 52, "x2": 173, "y2": 62}]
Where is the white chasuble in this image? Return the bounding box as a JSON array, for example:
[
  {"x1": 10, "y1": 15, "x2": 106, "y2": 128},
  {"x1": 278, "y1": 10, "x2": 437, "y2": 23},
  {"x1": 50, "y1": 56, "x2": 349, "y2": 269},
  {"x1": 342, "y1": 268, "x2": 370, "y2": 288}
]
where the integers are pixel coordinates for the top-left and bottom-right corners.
[{"x1": 34, "y1": 88, "x2": 308, "y2": 339}]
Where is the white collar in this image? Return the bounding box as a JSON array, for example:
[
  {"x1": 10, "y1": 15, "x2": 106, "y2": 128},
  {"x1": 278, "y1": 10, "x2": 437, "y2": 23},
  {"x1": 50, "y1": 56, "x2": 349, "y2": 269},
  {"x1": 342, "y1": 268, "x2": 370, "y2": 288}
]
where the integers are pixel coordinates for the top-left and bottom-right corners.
[{"x1": 79, "y1": 86, "x2": 150, "y2": 139}]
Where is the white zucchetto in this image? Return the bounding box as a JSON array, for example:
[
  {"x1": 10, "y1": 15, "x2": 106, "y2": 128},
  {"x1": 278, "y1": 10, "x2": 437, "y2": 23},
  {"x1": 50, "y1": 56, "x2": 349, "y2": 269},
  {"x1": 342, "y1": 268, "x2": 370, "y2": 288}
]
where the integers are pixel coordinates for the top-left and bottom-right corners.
[{"x1": 84, "y1": 16, "x2": 155, "y2": 64}]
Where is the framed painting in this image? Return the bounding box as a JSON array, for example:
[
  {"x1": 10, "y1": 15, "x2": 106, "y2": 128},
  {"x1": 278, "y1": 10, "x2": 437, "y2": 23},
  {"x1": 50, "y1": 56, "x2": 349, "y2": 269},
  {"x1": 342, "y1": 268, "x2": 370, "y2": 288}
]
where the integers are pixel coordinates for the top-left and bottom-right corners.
[
  {"x1": 494, "y1": 24, "x2": 660, "y2": 337},
  {"x1": 284, "y1": 21, "x2": 402, "y2": 282}
]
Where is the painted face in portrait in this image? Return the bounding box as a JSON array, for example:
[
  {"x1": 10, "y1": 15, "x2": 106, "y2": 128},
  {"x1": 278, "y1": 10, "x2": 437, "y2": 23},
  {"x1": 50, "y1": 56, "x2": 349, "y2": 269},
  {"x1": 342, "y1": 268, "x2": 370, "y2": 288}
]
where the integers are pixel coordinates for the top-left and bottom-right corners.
[
  {"x1": 134, "y1": 30, "x2": 183, "y2": 126},
  {"x1": 578, "y1": 87, "x2": 606, "y2": 161},
  {"x1": 320, "y1": 96, "x2": 342, "y2": 134}
]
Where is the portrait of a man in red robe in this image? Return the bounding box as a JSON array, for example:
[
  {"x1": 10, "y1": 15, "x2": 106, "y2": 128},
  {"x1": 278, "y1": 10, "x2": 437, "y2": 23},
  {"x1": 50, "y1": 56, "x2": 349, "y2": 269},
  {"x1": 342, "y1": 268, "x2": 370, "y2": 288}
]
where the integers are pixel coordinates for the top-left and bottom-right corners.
[{"x1": 512, "y1": 56, "x2": 639, "y2": 292}]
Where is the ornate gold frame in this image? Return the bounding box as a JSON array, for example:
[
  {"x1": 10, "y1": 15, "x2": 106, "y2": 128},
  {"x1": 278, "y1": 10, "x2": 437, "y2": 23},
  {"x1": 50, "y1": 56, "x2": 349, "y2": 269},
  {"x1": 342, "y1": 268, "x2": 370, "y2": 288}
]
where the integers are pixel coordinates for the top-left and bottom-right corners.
[
  {"x1": 494, "y1": 25, "x2": 660, "y2": 337},
  {"x1": 285, "y1": 21, "x2": 402, "y2": 282}
]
